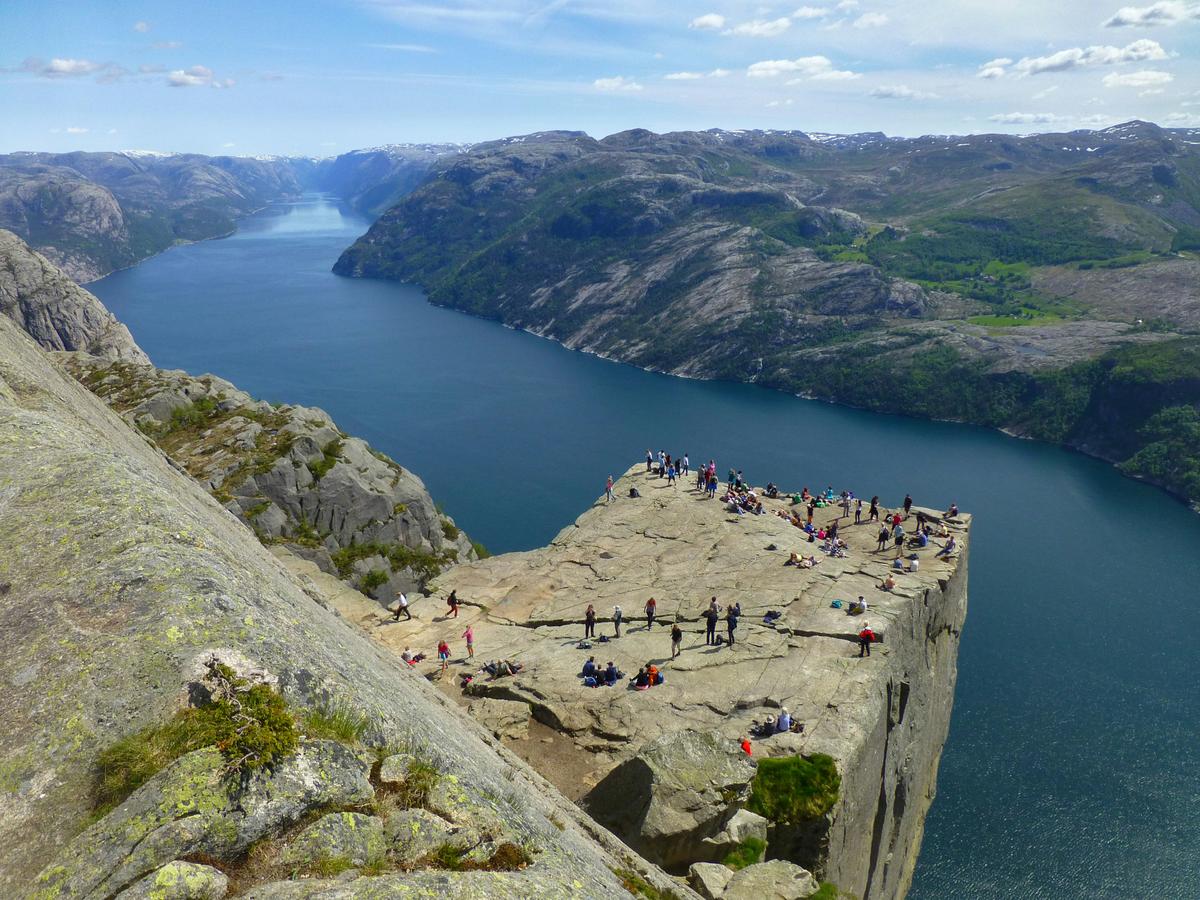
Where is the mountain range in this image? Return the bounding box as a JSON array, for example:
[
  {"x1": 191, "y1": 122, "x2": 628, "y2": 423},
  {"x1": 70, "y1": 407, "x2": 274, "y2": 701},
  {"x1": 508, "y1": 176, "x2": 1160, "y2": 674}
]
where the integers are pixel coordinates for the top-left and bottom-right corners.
[{"x1": 334, "y1": 121, "x2": 1200, "y2": 506}]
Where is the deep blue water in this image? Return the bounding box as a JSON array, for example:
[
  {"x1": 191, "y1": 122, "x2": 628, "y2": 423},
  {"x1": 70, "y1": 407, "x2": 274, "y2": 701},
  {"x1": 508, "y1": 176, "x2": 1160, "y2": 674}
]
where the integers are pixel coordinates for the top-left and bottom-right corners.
[{"x1": 92, "y1": 195, "x2": 1200, "y2": 899}]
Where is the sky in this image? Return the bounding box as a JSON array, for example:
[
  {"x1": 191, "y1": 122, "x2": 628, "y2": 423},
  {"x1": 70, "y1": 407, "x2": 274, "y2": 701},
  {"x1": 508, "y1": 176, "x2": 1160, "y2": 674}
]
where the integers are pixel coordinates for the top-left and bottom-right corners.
[{"x1": 1, "y1": 0, "x2": 1198, "y2": 156}]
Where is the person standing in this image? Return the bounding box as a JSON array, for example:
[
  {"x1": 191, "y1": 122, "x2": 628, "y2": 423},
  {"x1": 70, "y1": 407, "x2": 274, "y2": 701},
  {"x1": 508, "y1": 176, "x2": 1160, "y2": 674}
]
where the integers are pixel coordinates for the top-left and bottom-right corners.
[
  {"x1": 903, "y1": 494, "x2": 913, "y2": 518},
  {"x1": 613, "y1": 605, "x2": 623, "y2": 638},
  {"x1": 605, "y1": 475, "x2": 614, "y2": 503},
  {"x1": 869, "y1": 496, "x2": 880, "y2": 523},
  {"x1": 671, "y1": 622, "x2": 683, "y2": 658},
  {"x1": 855, "y1": 498, "x2": 863, "y2": 525},
  {"x1": 893, "y1": 522, "x2": 905, "y2": 558},
  {"x1": 646, "y1": 449, "x2": 653, "y2": 472},
  {"x1": 682, "y1": 454, "x2": 689, "y2": 475},
  {"x1": 841, "y1": 493, "x2": 852, "y2": 520},
  {"x1": 645, "y1": 597, "x2": 657, "y2": 630},
  {"x1": 447, "y1": 590, "x2": 460, "y2": 618},
  {"x1": 462, "y1": 624, "x2": 475, "y2": 659},
  {"x1": 726, "y1": 606, "x2": 738, "y2": 646},
  {"x1": 584, "y1": 603, "x2": 596, "y2": 639},
  {"x1": 704, "y1": 598, "x2": 720, "y2": 645},
  {"x1": 858, "y1": 622, "x2": 875, "y2": 658},
  {"x1": 438, "y1": 639, "x2": 451, "y2": 673},
  {"x1": 667, "y1": 464, "x2": 676, "y2": 487},
  {"x1": 393, "y1": 591, "x2": 411, "y2": 621}
]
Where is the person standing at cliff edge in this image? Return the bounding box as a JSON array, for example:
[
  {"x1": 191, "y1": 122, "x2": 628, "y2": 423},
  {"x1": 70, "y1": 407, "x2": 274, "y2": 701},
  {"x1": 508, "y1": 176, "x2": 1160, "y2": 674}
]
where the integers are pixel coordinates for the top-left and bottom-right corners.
[
  {"x1": 605, "y1": 475, "x2": 614, "y2": 503},
  {"x1": 858, "y1": 622, "x2": 875, "y2": 658}
]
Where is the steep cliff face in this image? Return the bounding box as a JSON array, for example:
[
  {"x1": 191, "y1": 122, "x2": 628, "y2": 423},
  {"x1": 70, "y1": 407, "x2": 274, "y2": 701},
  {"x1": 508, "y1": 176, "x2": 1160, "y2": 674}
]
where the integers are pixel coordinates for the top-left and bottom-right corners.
[
  {"x1": 0, "y1": 315, "x2": 689, "y2": 899},
  {"x1": 0, "y1": 229, "x2": 148, "y2": 363}
]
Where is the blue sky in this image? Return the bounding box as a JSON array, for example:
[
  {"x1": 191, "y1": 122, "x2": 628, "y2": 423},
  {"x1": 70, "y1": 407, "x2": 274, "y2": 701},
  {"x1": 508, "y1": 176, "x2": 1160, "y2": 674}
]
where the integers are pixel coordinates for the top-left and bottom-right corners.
[{"x1": 2, "y1": 0, "x2": 1198, "y2": 155}]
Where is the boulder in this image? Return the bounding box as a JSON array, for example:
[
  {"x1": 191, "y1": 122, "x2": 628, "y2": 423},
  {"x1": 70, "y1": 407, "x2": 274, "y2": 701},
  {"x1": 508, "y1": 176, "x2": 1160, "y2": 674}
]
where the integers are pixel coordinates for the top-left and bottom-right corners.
[
  {"x1": 115, "y1": 861, "x2": 229, "y2": 899},
  {"x1": 700, "y1": 809, "x2": 769, "y2": 859},
  {"x1": 279, "y1": 812, "x2": 386, "y2": 868},
  {"x1": 468, "y1": 697, "x2": 532, "y2": 740},
  {"x1": 583, "y1": 730, "x2": 755, "y2": 872},
  {"x1": 722, "y1": 860, "x2": 820, "y2": 900},
  {"x1": 31, "y1": 741, "x2": 373, "y2": 899},
  {"x1": 689, "y1": 862, "x2": 735, "y2": 900},
  {"x1": 384, "y1": 808, "x2": 470, "y2": 867}
]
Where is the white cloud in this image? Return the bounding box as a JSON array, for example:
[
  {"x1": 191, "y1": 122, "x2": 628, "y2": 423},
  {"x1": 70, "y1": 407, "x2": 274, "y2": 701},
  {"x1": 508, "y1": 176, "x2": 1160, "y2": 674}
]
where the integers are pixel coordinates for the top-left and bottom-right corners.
[
  {"x1": 222, "y1": 141, "x2": 236, "y2": 148},
  {"x1": 1164, "y1": 111, "x2": 1200, "y2": 124},
  {"x1": 593, "y1": 75, "x2": 643, "y2": 91},
  {"x1": 1013, "y1": 39, "x2": 1168, "y2": 75},
  {"x1": 152, "y1": 41, "x2": 183, "y2": 49},
  {"x1": 709, "y1": 68, "x2": 731, "y2": 77},
  {"x1": 836, "y1": 0, "x2": 859, "y2": 8},
  {"x1": 748, "y1": 55, "x2": 858, "y2": 80},
  {"x1": 167, "y1": 65, "x2": 235, "y2": 88},
  {"x1": 689, "y1": 13, "x2": 726, "y2": 30},
  {"x1": 1103, "y1": 2, "x2": 1200, "y2": 27},
  {"x1": 65, "y1": 126, "x2": 89, "y2": 134},
  {"x1": 368, "y1": 43, "x2": 437, "y2": 52},
  {"x1": 107, "y1": 128, "x2": 118, "y2": 135},
  {"x1": 869, "y1": 84, "x2": 938, "y2": 100},
  {"x1": 792, "y1": 6, "x2": 828, "y2": 19},
  {"x1": 1140, "y1": 87, "x2": 1166, "y2": 95},
  {"x1": 977, "y1": 57, "x2": 1012, "y2": 79},
  {"x1": 20, "y1": 57, "x2": 128, "y2": 83},
  {"x1": 766, "y1": 98, "x2": 795, "y2": 107},
  {"x1": 724, "y1": 17, "x2": 792, "y2": 36},
  {"x1": 1102, "y1": 68, "x2": 1174, "y2": 86},
  {"x1": 989, "y1": 112, "x2": 1065, "y2": 124},
  {"x1": 665, "y1": 71, "x2": 704, "y2": 80},
  {"x1": 852, "y1": 12, "x2": 888, "y2": 27},
  {"x1": 1032, "y1": 85, "x2": 1059, "y2": 99},
  {"x1": 133, "y1": 21, "x2": 150, "y2": 33}
]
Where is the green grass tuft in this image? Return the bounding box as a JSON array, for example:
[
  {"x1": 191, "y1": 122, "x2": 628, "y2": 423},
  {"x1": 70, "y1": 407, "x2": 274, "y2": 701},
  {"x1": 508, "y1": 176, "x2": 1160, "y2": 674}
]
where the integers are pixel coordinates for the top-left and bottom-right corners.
[
  {"x1": 302, "y1": 701, "x2": 372, "y2": 745},
  {"x1": 721, "y1": 836, "x2": 766, "y2": 870},
  {"x1": 93, "y1": 664, "x2": 298, "y2": 816},
  {"x1": 746, "y1": 753, "x2": 841, "y2": 825}
]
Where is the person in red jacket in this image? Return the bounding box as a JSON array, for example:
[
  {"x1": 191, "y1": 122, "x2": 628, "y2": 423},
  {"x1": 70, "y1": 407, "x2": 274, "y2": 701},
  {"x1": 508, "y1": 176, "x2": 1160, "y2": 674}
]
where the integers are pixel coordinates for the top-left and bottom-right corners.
[
  {"x1": 740, "y1": 736, "x2": 753, "y2": 756},
  {"x1": 437, "y1": 639, "x2": 451, "y2": 672},
  {"x1": 858, "y1": 622, "x2": 876, "y2": 658}
]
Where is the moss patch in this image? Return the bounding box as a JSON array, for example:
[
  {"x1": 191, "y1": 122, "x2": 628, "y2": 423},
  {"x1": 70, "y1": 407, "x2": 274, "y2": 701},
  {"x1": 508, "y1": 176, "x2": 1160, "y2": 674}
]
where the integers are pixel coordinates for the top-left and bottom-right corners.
[
  {"x1": 746, "y1": 754, "x2": 841, "y2": 825},
  {"x1": 721, "y1": 836, "x2": 766, "y2": 870}
]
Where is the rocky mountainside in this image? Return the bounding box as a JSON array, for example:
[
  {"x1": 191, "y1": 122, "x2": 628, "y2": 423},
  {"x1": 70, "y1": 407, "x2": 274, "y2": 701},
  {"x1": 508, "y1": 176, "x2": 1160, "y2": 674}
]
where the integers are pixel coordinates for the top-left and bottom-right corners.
[
  {"x1": 58, "y1": 356, "x2": 477, "y2": 597},
  {"x1": 0, "y1": 313, "x2": 691, "y2": 899},
  {"x1": 314, "y1": 144, "x2": 468, "y2": 217},
  {"x1": 335, "y1": 122, "x2": 1200, "y2": 507},
  {"x1": 0, "y1": 151, "x2": 308, "y2": 281},
  {"x1": 0, "y1": 228, "x2": 148, "y2": 362}
]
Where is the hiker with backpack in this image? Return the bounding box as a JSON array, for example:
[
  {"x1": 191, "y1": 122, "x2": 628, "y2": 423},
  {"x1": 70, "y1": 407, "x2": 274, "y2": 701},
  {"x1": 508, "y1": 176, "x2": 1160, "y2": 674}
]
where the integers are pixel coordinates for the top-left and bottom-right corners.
[{"x1": 858, "y1": 622, "x2": 876, "y2": 658}]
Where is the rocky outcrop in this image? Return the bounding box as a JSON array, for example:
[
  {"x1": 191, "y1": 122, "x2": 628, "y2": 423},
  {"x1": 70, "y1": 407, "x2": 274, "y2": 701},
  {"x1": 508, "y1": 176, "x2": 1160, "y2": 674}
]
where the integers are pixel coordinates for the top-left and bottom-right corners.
[
  {"x1": 57, "y1": 356, "x2": 476, "y2": 596},
  {"x1": 334, "y1": 465, "x2": 970, "y2": 899},
  {"x1": 314, "y1": 144, "x2": 468, "y2": 217},
  {"x1": 0, "y1": 314, "x2": 689, "y2": 898},
  {"x1": 585, "y1": 731, "x2": 756, "y2": 870},
  {"x1": 0, "y1": 229, "x2": 148, "y2": 363}
]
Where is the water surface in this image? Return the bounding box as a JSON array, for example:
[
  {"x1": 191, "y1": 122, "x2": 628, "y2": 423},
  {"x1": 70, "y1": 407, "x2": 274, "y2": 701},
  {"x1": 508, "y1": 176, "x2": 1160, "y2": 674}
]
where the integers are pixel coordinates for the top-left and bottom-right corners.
[{"x1": 93, "y1": 195, "x2": 1200, "y2": 899}]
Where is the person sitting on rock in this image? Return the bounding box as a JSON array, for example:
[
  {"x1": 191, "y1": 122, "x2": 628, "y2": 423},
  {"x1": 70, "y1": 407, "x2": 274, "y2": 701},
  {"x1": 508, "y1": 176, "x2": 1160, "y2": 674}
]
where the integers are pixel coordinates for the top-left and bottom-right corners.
[
  {"x1": 801, "y1": 554, "x2": 821, "y2": 568},
  {"x1": 647, "y1": 663, "x2": 660, "y2": 686},
  {"x1": 786, "y1": 551, "x2": 802, "y2": 566},
  {"x1": 604, "y1": 662, "x2": 620, "y2": 686},
  {"x1": 848, "y1": 596, "x2": 868, "y2": 616},
  {"x1": 765, "y1": 482, "x2": 779, "y2": 499},
  {"x1": 776, "y1": 708, "x2": 792, "y2": 732},
  {"x1": 581, "y1": 656, "x2": 597, "y2": 678},
  {"x1": 879, "y1": 574, "x2": 897, "y2": 592},
  {"x1": 908, "y1": 557, "x2": 920, "y2": 573},
  {"x1": 741, "y1": 736, "x2": 753, "y2": 755},
  {"x1": 936, "y1": 536, "x2": 958, "y2": 558},
  {"x1": 946, "y1": 502, "x2": 959, "y2": 518},
  {"x1": 634, "y1": 667, "x2": 650, "y2": 690}
]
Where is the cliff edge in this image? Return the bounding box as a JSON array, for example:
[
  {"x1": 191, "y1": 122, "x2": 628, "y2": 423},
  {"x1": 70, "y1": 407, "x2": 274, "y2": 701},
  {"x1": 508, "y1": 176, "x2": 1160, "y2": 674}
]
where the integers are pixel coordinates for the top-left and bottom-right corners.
[{"x1": 338, "y1": 466, "x2": 970, "y2": 900}]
